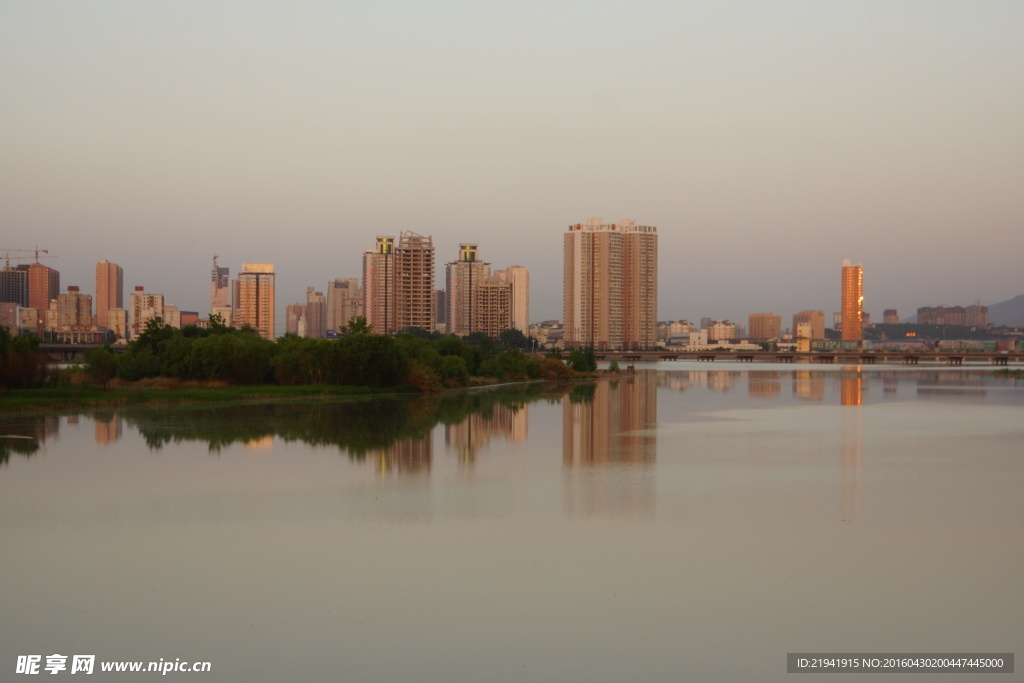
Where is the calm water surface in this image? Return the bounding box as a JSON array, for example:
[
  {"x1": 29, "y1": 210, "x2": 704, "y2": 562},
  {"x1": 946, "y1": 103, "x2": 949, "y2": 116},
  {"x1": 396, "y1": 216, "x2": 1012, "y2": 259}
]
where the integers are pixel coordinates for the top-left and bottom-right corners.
[{"x1": 2, "y1": 366, "x2": 1022, "y2": 682}]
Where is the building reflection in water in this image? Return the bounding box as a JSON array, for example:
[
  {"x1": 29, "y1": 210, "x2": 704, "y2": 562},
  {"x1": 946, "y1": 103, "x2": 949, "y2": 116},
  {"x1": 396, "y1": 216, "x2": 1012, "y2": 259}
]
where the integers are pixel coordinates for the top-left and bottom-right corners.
[
  {"x1": 372, "y1": 436, "x2": 432, "y2": 479},
  {"x1": 748, "y1": 371, "x2": 781, "y2": 399},
  {"x1": 562, "y1": 374, "x2": 657, "y2": 517},
  {"x1": 445, "y1": 404, "x2": 528, "y2": 465},
  {"x1": 839, "y1": 370, "x2": 862, "y2": 521},
  {"x1": 792, "y1": 370, "x2": 826, "y2": 402},
  {"x1": 840, "y1": 368, "x2": 863, "y2": 407},
  {"x1": 94, "y1": 415, "x2": 123, "y2": 445}
]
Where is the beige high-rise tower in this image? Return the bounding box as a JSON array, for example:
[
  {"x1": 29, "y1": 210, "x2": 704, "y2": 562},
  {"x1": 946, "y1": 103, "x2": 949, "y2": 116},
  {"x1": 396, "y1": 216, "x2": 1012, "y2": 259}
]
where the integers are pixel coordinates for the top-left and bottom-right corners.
[
  {"x1": 234, "y1": 263, "x2": 275, "y2": 340},
  {"x1": 564, "y1": 218, "x2": 658, "y2": 350},
  {"x1": 493, "y1": 265, "x2": 530, "y2": 333},
  {"x1": 363, "y1": 232, "x2": 434, "y2": 334},
  {"x1": 363, "y1": 236, "x2": 396, "y2": 334},
  {"x1": 395, "y1": 232, "x2": 435, "y2": 332},
  {"x1": 841, "y1": 260, "x2": 863, "y2": 341},
  {"x1": 95, "y1": 259, "x2": 123, "y2": 330},
  {"x1": 446, "y1": 244, "x2": 491, "y2": 336}
]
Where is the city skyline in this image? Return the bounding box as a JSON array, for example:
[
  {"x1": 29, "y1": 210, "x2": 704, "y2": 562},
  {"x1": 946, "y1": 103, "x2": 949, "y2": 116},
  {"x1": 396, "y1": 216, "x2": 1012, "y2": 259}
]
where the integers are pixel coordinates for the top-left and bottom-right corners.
[
  {"x1": 2, "y1": 2, "x2": 1021, "y2": 328},
  {"x1": 2, "y1": 244, "x2": 1019, "y2": 339}
]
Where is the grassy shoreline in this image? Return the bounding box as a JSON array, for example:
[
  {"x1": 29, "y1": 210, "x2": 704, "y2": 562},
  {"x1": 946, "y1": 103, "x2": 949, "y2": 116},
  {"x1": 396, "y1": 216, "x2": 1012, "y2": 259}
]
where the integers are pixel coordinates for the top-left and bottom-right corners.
[
  {"x1": 0, "y1": 382, "x2": 410, "y2": 412},
  {"x1": 0, "y1": 372, "x2": 613, "y2": 413}
]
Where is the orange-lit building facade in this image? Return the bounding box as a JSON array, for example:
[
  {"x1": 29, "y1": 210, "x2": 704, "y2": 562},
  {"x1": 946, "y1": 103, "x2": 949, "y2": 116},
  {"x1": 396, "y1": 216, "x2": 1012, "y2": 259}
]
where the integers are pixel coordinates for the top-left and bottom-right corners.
[
  {"x1": 748, "y1": 312, "x2": 781, "y2": 340},
  {"x1": 841, "y1": 260, "x2": 863, "y2": 341},
  {"x1": 234, "y1": 263, "x2": 275, "y2": 340},
  {"x1": 95, "y1": 259, "x2": 123, "y2": 330}
]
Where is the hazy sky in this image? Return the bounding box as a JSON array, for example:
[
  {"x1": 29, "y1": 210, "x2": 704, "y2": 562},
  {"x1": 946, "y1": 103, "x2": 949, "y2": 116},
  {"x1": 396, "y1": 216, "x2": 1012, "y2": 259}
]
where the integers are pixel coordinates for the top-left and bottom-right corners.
[{"x1": 2, "y1": 1, "x2": 1022, "y2": 331}]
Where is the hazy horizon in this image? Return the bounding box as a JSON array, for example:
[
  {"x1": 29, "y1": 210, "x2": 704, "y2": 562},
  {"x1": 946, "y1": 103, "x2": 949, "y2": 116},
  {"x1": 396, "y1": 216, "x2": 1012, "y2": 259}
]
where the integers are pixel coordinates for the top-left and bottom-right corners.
[{"x1": 3, "y1": 1, "x2": 1022, "y2": 329}]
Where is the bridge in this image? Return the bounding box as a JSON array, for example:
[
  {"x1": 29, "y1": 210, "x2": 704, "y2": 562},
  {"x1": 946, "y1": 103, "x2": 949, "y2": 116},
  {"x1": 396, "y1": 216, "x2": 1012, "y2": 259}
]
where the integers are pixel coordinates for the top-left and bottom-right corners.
[
  {"x1": 40, "y1": 343, "x2": 127, "y2": 364},
  {"x1": 39, "y1": 343, "x2": 1022, "y2": 367},
  {"x1": 565, "y1": 350, "x2": 1024, "y2": 366}
]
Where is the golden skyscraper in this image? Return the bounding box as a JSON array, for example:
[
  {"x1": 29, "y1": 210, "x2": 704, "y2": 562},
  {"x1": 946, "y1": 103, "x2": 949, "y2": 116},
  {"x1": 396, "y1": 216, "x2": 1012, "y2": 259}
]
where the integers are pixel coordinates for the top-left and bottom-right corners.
[{"x1": 841, "y1": 260, "x2": 863, "y2": 341}]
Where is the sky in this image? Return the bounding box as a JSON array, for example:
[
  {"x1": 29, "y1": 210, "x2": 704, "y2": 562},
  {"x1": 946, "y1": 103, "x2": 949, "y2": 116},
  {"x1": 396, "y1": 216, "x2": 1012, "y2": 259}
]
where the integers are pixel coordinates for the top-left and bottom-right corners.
[{"x1": 2, "y1": 0, "x2": 1022, "y2": 332}]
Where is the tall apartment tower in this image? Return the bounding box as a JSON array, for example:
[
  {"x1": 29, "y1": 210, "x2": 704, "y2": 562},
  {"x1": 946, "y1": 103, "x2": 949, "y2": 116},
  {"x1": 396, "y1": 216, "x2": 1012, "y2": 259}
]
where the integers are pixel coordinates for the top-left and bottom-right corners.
[
  {"x1": 326, "y1": 278, "x2": 362, "y2": 333},
  {"x1": 211, "y1": 256, "x2": 229, "y2": 310},
  {"x1": 56, "y1": 286, "x2": 93, "y2": 328},
  {"x1": 235, "y1": 263, "x2": 276, "y2": 340},
  {"x1": 20, "y1": 263, "x2": 60, "y2": 315},
  {"x1": 493, "y1": 265, "x2": 530, "y2": 333},
  {"x1": 285, "y1": 303, "x2": 305, "y2": 336},
  {"x1": 363, "y1": 233, "x2": 435, "y2": 334},
  {"x1": 395, "y1": 231, "x2": 435, "y2": 332},
  {"x1": 95, "y1": 259, "x2": 123, "y2": 329},
  {"x1": 363, "y1": 236, "x2": 396, "y2": 334},
  {"x1": 305, "y1": 287, "x2": 326, "y2": 339},
  {"x1": 129, "y1": 286, "x2": 164, "y2": 338},
  {"x1": 0, "y1": 263, "x2": 28, "y2": 306},
  {"x1": 475, "y1": 277, "x2": 513, "y2": 338},
  {"x1": 563, "y1": 218, "x2": 658, "y2": 350},
  {"x1": 841, "y1": 260, "x2": 863, "y2": 341},
  {"x1": 446, "y1": 244, "x2": 491, "y2": 336}
]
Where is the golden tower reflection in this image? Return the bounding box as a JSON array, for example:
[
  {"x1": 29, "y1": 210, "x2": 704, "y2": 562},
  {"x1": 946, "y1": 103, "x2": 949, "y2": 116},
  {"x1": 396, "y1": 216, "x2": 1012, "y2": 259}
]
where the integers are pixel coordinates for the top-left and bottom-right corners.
[{"x1": 840, "y1": 369, "x2": 863, "y2": 406}]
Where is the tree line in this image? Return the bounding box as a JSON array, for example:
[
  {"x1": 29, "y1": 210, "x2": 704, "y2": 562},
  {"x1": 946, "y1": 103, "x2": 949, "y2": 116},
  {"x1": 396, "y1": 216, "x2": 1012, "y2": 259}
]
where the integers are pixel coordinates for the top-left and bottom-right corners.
[{"x1": 77, "y1": 317, "x2": 595, "y2": 390}]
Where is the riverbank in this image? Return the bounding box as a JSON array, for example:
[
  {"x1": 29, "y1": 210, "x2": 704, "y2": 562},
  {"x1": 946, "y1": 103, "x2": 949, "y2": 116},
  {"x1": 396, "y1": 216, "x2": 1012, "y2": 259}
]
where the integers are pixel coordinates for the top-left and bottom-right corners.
[
  {"x1": 0, "y1": 381, "x2": 398, "y2": 412},
  {"x1": 0, "y1": 371, "x2": 619, "y2": 412}
]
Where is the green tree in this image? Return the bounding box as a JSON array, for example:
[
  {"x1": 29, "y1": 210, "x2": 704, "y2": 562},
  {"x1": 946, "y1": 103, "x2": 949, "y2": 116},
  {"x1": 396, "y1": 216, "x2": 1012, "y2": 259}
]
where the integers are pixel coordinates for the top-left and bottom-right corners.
[
  {"x1": 0, "y1": 328, "x2": 46, "y2": 390},
  {"x1": 568, "y1": 346, "x2": 597, "y2": 372},
  {"x1": 345, "y1": 316, "x2": 372, "y2": 335},
  {"x1": 85, "y1": 345, "x2": 117, "y2": 385},
  {"x1": 498, "y1": 328, "x2": 530, "y2": 351}
]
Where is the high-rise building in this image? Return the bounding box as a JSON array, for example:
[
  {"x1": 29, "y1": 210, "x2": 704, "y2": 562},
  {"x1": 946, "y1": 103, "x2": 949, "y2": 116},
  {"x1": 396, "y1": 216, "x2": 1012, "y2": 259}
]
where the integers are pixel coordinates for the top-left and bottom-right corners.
[
  {"x1": 363, "y1": 236, "x2": 396, "y2": 334},
  {"x1": 129, "y1": 286, "x2": 164, "y2": 338},
  {"x1": 792, "y1": 310, "x2": 825, "y2": 340},
  {"x1": 21, "y1": 263, "x2": 60, "y2": 317},
  {"x1": 56, "y1": 286, "x2": 93, "y2": 328},
  {"x1": 1, "y1": 263, "x2": 28, "y2": 306},
  {"x1": 395, "y1": 231, "x2": 435, "y2": 332},
  {"x1": 326, "y1": 278, "x2": 362, "y2": 334},
  {"x1": 563, "y1": 218, "x2": 657, "y2": 350},
  {"x1": 446, "y1": 244, "x2": 491, "y2": 336},
  {"x1": 234, "y1": 263, "x2": 275, "y2": 340},
  {"x1": 883, "y1": 309, "x2": 899, "y2": 325},
  {"x1": 621, "y1": 223, "x2": 658, "y2": 349},
  {"x1": 475, "y1": 277, "x2": 512, "y2": 339},
  {"x1": 748, "y1": 313, "x2": 782, "y2": 340},
  {"x1": 363, "y1": 233, "x2": 435, "y2": 334},
  {"x1": 285, "y1": 303, "x2": 305, "y2": 336},
  {"x1": 435, "y1": 289, "x2": 447, "y2": 331},
  {"x1": 840, "y1": 260, "x2": 863, "y2": 341},
  {"x1": 211, "y1": 256, "x2": 229, "y2": 310},
  {"x1": 305, "y1": 287, "x2": 326, "y2": 339},
  {"x1": 493, "y1": 265, "x2": 530, "y2": 333},
  {"x1": 95, "y1": 259, "x2": 123, "y2": 330}
]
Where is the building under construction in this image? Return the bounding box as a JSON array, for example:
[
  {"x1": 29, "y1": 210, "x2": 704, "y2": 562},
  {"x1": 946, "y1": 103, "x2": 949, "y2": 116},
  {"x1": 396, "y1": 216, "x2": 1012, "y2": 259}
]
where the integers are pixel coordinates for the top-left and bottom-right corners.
[{"x1": 362, "y1": 231, "x2": 435, "y2": 334}]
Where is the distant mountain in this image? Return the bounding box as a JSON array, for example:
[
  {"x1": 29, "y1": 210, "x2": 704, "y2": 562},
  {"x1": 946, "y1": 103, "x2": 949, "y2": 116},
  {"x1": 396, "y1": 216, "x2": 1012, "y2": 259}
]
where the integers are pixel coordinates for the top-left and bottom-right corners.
[{"x1": 988, "y1": 294, "x2": 1024, "y2": 327}]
